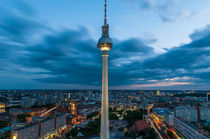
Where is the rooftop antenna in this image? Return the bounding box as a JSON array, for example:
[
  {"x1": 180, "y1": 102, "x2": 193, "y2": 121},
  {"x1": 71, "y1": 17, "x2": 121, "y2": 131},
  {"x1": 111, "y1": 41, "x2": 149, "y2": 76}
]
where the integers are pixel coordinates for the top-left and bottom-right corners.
[{"x1": 104, "y1": 0, "x2": 107, "y2": 24}]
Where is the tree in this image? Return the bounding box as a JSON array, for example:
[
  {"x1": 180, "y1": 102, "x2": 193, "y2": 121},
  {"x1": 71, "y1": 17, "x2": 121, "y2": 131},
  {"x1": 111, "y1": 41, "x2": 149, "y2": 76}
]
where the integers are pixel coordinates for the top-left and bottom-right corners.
[
  {"x1": 0, "y1": 120, "x2": 9, "y2": 129},
  {"x1": 17, "y1": 113, "x2": 30, "y2": 122},
  {"x1": 65, "y1": 132, "x2": 71, "y2": 139},
  {"x1": 123, "y1": 109, "x2": 144, "y2": 126},
  {"x1": 80, "y1": 118, "x2": 100, "y2": 136},
  {"x1": 110, "y1": 126, "x2": 114, "y2": 131},
  {"x1": 124, "y1": 131, "x2": 136, "y2": 138},
  {"x1": 87, "y1": 111, "x2": 99, "y2": 119},
  {"x1": 0, "y1": 131, "x2": 10, "y2": 139},
  {"x1": 117, "y1": 110, "x2": 123, "y2": 114},
  {"x1": 167, "y1": 130, "x2": 175, "y2": 139},
  {"x1": 118, "y1": 127, "x2": 124, "y2": 132},
  {"x1": 203, "y1": 126, "x2": 210, "y2": 133},
  {"x1": 147, "y1": 129, "x2": 157, "y2": 139},
  {"x1": 109, "y1": 112, "x2": 119, "y2": 120},
  {"x1": 70, "y1": 127, "x2": 78, "y2": 137}
]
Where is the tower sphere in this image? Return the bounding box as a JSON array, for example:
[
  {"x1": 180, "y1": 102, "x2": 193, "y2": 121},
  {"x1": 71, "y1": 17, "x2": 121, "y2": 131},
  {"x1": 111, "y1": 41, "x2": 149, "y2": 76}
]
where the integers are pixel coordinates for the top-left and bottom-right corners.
[{"x1": 97, "y1": 36, "x2": 113, "y2": 51}]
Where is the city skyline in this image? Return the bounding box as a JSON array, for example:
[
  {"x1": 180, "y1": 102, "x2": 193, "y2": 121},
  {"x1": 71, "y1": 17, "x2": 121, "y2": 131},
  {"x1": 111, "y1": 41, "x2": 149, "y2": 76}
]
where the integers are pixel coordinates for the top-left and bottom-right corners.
[{"x1": 1, "y1": 0, "x2": 210, "y2": 89}]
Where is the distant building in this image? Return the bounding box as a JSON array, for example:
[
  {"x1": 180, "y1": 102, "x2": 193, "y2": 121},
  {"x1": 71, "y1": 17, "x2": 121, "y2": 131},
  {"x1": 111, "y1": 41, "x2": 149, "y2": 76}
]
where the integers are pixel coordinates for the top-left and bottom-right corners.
[
  {"x1": 207, "y1": 93, "x2": 210, "y2": 101},
  {"x1": 175, "y1": 106, "x2": 197, "y2": 122},
  {"x1": 71, "y1": 101, "x2": 77, "y2": 116},
  {"x1": 31, "y1": 98, "x2": 36, "y2": 106},
  {"x1": 153, "y1": 108, "x2": 168, "y2": 122},
  {"x1": 68, "y1": 93, "x2": 71, "y2": 99},
  {"x1": 11, "y1": 113, "x2": 68, "y2": 139},
  {"x1": 11, "y1": 122, "x2": 26, "y2": 131},
  {"x1": 22, "y1": 97, "x2": 32, "y2": 108},
  {"x1": 164, "y1": 111, "x2": 174, "y2": 127},
  {"x1": 175, "y1": 106, "x2": 210, "y2": 122},
  {"x1": 9, "y1": 108, "x2": 22, "y2": 119},
  {"x1": 157, "y1": 90, "x2": 160, "y2": 96},
  {"x1": 130, "y1": 120, "x2": 151, "y2": 135},
  {"x1": 36, "y1": 96, "x2": 46, "y2": 106},
  {"x1": 174, "y1": 117, "x2": 208, "y2": 139},
  {"x1": 200, "y1": 107, "x2": 210, "y2": 121},
  {"x1": 0, "y1": 102, "x2": 6, "y2": 113},
  {"x1": 32, "y1": 117, "x2": 45, "y2": 122}
]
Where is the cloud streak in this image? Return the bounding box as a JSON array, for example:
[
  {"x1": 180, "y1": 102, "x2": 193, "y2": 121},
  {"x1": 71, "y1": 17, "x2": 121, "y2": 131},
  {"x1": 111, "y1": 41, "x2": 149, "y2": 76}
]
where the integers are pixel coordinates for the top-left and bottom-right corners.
[
  {"x1": 127, "y1": 0, "x2": 195, "y2": 22},
  {"x1": 132, "y1": 82, "x2": 193, "y2": 88}
]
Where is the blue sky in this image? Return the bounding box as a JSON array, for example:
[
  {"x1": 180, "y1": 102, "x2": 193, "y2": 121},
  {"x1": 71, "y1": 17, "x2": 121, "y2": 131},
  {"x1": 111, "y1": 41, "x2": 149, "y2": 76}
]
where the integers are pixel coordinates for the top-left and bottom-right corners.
[{"x1": 0, "y1": 0, "x2": 210, "y2": 89}]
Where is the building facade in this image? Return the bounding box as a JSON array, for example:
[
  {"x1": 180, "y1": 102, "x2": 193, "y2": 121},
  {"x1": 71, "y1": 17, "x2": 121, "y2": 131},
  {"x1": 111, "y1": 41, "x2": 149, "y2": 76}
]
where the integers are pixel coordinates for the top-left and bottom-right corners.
[{"x1": 173, "y1": 117, "x2": 208, "y2": 139}]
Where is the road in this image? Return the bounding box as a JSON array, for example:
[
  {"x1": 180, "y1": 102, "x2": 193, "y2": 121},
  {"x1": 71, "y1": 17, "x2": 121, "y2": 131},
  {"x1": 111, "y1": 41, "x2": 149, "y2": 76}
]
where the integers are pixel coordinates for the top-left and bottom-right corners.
[
  {"x1": 149, "y1": 118, "x2": 164, "y2": 139},
  {"x1": 149, "y1": 113, "x2": 168, "y2": 139},
  {"x1": 40, "y1": 106, "x2": 57, "y2": 117},
  {"x1": 149, "y1": 113, "x2": 182, "y2": 139}
]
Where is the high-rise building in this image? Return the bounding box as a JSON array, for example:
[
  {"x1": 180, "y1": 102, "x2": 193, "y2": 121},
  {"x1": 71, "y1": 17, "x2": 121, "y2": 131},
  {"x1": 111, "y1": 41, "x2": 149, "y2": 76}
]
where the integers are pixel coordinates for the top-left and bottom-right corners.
[
  {"x1": 71, "y1": 101, "x2": 77, "y2": 116},
  {"x1": 11, "y1": 114, "x2": 68, "y2": 139},
  {"x1": 22, "y1": 97, "x2": 32, "y2": 108},
  {"x1": 97, "y1": 0, "x2": 113, "y2": 138},
  {"x1": 67, "y1": 93, "x2": 71, "y2": 111},
  {"x1": 164, "y1": 111, "x2": 174, "y2": 127},
  {"x1": 175, "y1": 106, "x2": 210, "y2": 122},
  {"x1": 200, "y1": 107, "x2": 210, "y2": 121},
  {"x1": 157, "y1": 90, "x2": 160, "y2": 96},
  {"x1": 0, "y1": 102, "x2": 6, "y2": 113},
  {"x1": 175, "y1": 106, "x2": 197, "y2": 122}
]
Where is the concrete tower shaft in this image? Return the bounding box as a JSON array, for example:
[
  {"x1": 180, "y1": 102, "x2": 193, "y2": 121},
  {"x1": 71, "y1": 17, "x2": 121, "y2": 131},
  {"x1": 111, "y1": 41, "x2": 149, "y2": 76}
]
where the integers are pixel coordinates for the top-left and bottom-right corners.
[
  {"x1": 100, "y1": 52, "x2": 109, "y2": 139},
  {"x1": 97, "y1": 0, "x2": 113, "y2": 139}
]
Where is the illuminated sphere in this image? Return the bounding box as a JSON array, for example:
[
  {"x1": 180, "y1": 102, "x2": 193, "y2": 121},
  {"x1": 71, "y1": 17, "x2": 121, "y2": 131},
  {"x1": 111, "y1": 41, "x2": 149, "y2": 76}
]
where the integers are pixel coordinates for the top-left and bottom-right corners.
[{"x1": 97, "y1": 36, "x2": 113, "y2": 51}]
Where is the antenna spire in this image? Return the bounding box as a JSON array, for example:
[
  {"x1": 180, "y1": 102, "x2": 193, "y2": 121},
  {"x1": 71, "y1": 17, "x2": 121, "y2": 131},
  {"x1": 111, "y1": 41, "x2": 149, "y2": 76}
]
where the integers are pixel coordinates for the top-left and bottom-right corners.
[{"x1": 104, "y1": 0, "x2": 107, "y2": 24}]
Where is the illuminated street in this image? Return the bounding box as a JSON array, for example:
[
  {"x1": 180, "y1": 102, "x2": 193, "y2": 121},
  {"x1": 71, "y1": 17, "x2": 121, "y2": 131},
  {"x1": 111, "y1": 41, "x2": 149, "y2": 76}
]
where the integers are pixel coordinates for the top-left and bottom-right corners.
[{"x1": 149, "y1": 113, "x2": 183, "y2": 139}]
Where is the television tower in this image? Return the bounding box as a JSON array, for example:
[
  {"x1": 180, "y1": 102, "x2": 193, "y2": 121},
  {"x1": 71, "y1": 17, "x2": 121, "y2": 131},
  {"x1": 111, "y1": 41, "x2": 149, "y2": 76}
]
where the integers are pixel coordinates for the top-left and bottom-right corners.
[{"x1": 97, "y1": 0, "x2": 113, "y2": 138}]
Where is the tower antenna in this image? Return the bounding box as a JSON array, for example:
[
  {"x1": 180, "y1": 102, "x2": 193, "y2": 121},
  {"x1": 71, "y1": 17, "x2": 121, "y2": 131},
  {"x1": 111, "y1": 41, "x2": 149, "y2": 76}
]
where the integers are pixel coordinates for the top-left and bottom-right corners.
[{"x1": 104, "y1": 0, "x2": 107, "y2": 24}]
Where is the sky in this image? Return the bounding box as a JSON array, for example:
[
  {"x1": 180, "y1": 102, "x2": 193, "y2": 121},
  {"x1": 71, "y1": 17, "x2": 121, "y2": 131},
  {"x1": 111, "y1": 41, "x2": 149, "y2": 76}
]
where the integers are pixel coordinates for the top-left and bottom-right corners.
[{"x1": 0, "y1": 0, "x2": 210, "y2": 90}]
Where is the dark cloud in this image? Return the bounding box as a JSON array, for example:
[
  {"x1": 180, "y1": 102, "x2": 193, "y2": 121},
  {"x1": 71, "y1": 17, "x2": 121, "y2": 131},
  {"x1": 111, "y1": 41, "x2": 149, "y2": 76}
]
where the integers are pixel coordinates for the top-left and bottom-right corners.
[
  {"x1": 0, "y1": 0, "x2": 35, "y2": 16},
  {"x1": 189, "y1": 25, "x2": 210, "y2": 41},
  {"x1": 12, "y1": 0, "x2": 36, "y2": 16},
  {"x1": 140, "y1": 27, "x2": 210, "y2": 84},
  {"x1": 0, "y1": 0, "x2": 48, "y2": 45},
  {"x1": 0, "y1": 16, "x2": 46, "y2": 44},
  {"x1": 15, "y1": 28, "x2": 155, "y2": 86},
  {"x1": 0, "y1": 1, "x2": 210, "y2": 89},
  {"x1": 115, "y1": 38, "x2": 153, "y2": 53}
]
